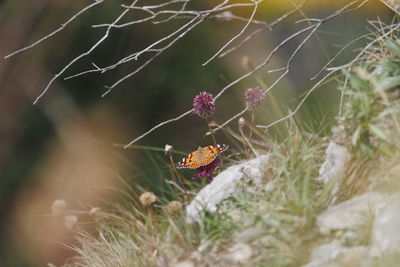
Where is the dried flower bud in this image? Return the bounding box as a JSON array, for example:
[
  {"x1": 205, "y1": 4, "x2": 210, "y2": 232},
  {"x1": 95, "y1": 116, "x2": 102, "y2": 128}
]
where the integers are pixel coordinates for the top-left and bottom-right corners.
[
  {"x1": 166, "y1": 200, "x2": 183, "y2": 214},
  {"x1": 164, "y1": 144, "x2": 173, "y2": 155},
  {"x1": 139, "y1": 192, "x2": 157, "y2": 207},
  {"x1": 51, "y1": 199, "x2": 66, "y2": 216},
  {"x1": 241, "y1": 56, "x2": 253, "y2": 70},
  {"x1": 193, "y1": 91, "x2": 215, "y2": 119},
  {"x1": 64, "y1": 215, "x2": 78, "y2": 230},
  {"x1": 238, "y1": 117, "x2": 246, "y2": 128},
  {"x1": 89, "y1": 207, "x2": 100, "y2": 215},
  {"x1": 244, "y1": 87, "x2": 266, "y2": 111}
]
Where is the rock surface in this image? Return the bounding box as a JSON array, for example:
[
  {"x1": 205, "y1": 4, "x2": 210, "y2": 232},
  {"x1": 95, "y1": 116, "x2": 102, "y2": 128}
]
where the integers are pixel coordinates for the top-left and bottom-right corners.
[
  {"x1": 226, "y1": 243, "x2": 253, "y2": 264},
  {"x1": 317, "y1": 192, "x2": 396, "y2": 234},
  {"x1": 317, "y1": 141, "x2": 351, "y2": 186},
  {"x1": 303, "y1": 240, "x2": 368, "y2": 267},
  {"x1": 186, "y1": 154, "x2": 270, "y2": 223},
  {"x1": 371, "y1": 198, "x2": 400, "y2": 255},
  {"x1": 303, "y1": 192, "x2": 400, "y2": 266}
]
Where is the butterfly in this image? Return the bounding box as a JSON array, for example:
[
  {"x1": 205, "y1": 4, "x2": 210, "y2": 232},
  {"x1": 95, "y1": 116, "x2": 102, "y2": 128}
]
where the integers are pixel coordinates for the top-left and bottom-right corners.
[{"x1": 176, "y1": 144, "x2": 229, "y2": 169}]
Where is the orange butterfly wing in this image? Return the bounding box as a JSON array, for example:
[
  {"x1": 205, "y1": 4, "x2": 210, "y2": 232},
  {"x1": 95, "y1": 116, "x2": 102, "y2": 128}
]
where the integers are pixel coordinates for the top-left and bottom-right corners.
[{"x1": 176, "y1": 144, "x2": 228, "y2": 169}]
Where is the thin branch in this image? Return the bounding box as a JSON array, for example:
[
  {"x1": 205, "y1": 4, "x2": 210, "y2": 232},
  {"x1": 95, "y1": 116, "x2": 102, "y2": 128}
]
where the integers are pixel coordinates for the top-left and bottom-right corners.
[
  {"x1": 215, "y1": 23, "x2": 317, "y2": 101},
  {"x1": 32, "y1": 0, "x2": 138, "y2": 104},
  {"x1": 202, "y1": 1, "x2": 260, "y2": 66},
  {"x1": 122, "y1": 0, "x2": 371, "y2": 146},
  {"x1": 209, "y1": 107, "x2": 249, "y2": 134},
  {"x1": 257, "y1": 70, "x2": 338, "y2": 129},
  {"x1": 4, "y1": 0, "x2": 104, "y2": 59},
  {"x1": 103, "y1": 17, "x2": 204, "y2": 96},
  {"x1": 218, "y1": 0, "x2": 306, "y2": 59},
  {"x1": 378, "y1": 0, "x2": 400, "y2": 16},
  {"x1": 93, "y1": 2, "x2": 254, "y2": 28},
  {"x1": 311, "y1": 23, "x2": 397, "y2": 80},
  {"x1": 327, "y1": 22, "x2": 400, "y2": 71},
  {"x1": 123, "y1": 109, "x2": 194, "y2": 149}
]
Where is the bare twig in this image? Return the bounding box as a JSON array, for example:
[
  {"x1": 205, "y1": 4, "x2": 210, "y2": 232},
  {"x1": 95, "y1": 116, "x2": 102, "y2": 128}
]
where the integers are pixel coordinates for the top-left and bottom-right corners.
[
  {"x1": 123, "y1": 0, "x2": 372, "y2": 146},
  {"x1": 327, "y1": 23, "x2": 400, "y2": 72},
  {"x1": 207, "y1": 107, "x2": 249, "y2": 135},
  {"x1": 202, "y1": 1, "x2": 260, "y2": 66},
  {"x1": 218, "y1": 0, "x2": 306, "y2": 59},
  {"x1": 256, "y1": 70, "x2": 338, "y2": 130},
  {"x1": 123, "y1": 109, "x2": 193, "y2": 149},
  {"x1": 378, "y1": 0, "x2": 400, "y2": 16},
  {"x1": 7, "y1": 0, "x2": 389, "y2": 148},
  {"x1": 32, "y1": 0, "x2": 139, "y2": 104},
  {"x1": 103, "y1": 17, "x2": 204, "y2": 95},
  {"x1": 4, "y1": 0, "x2": 104, "y2": 59}
]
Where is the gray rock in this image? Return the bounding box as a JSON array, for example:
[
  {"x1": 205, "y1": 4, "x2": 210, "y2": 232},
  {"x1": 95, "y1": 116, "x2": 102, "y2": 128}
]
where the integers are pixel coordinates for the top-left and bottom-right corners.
[
  {"x1": 371, "y1": 199, "x2": 400, "y2": 255},
  {"x1": 303, "y1": 240, "x2": 368, "y2": 267},
  {"x1": 317, "y1": 141, "x2": 351, "y2": 186},
  {"x1": 340, "y1": 231, "x2": 358, "y2": 246},
  {"x1": 226, "y1": 243, "x2": 253, "y2": 264},
  {"x1": 317, "y1": 192, "x2": 395, "y2": 234},
  {"x1": 174, "y1": 261, "x2": 194, "y2": 267},
  {"x1": 186, "y1": 154, "x2": 270, "y2": 223}
]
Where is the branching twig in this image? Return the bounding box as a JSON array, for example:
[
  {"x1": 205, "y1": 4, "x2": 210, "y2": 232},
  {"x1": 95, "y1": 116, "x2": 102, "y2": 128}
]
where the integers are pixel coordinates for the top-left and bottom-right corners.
[
  {"x1": 4, "y1": 0, "x2": 105, "y2": 59},
  {"x1": 379, "y1": 0, "x2": 400, "y2": 16},
  {"x1": 218, "y1": 0, "x2": 306, "y2": 59},
  {"x1": 202, "y1": 1, "x2": 260, "y2": 66},
  {"x1": 7, "y1": 0, "x2": 391, "y2": 149},
  {"x1": 327, "y1": 23, "x2": 400, "y2": 72},
  {"x1": 123, "y1": 109, "x2": 193, "y2": 149},
  {"x1": 256, "y1": 70, "x2": 338, "y2": 130},
  {"x1": 123, "y1": 0, "x2": 373, "y2": 146},
  {"x1": 208, "y1": 107, "x2": 249, "y2": 134},
  {"x1": 32, "y1": 0, "x2": 139, "y2": 104}
]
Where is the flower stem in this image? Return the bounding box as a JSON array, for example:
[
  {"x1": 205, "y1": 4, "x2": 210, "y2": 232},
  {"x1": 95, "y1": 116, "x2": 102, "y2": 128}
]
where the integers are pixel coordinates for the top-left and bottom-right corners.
[
  {"x1": 206, "y1": 119, "x2": 224, "y2": 168},
  {"x1": 168, "y1": 153, "x2": 186, "y2": 195}
]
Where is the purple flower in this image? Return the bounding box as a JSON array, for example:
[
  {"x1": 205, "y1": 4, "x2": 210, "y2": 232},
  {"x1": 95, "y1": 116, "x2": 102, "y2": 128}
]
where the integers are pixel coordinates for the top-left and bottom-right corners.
[
  {"x1": 244, "y1": 87, "x2": 266, "y2": 111},
  {"x1": 193, "y1": 158, "x2": 221, "y2": 180},
  {"x1": 193, "y1": 91, "x2": 215, "y2": 119}
]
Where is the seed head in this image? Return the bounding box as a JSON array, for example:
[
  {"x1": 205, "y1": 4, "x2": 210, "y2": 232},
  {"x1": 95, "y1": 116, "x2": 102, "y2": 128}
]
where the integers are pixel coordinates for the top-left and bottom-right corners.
[
  {"x1": 244, "y1": 87, "x2": 266, "y2": 111},
  {"x1": 164, "y1": 144, "x2": 173, "y2": 155},
  {"x1": 89, "y1": 207, "x2": 100, "y2": 215},
  {"x1": 166, "y1": 200, "x2": 183, "y2": 214},
  {"x1": 139, "y1": 192, "x2": 157, "y2": 207},
  {"x1": 241, "y1": 56, "x2": 253, "y2": 70},
  {"x1": 51, "y1": 199, "x2": 67, "y2": 216},
  {"x1": 64, "y1": 215, "x2": 78, "y2": 230},
  {"x1": 193, "y1": 91, "x2": 215, "y2": 119},
  {"x1": 238, "y1": 117, "x2": 246, "y2": 128}
]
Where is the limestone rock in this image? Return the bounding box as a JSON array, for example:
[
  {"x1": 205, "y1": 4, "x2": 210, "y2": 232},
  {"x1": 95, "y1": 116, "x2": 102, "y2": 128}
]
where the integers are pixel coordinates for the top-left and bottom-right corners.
[
  {"x1": 174, "y1": 261, "x2": 194, "y2": 267},
  {"x1": 371, "y1": 199, "x2": 400, "y2": 255},
  {"x1": 317, "y1": 141, "x2": 351, "y2": 185},
  {"x1": 226, "y1": 243, "x2": 253, "y2": 264},
  {"x1": 317, "y1": 192, "x2": 394, "y2": 234},
  {"x1": 303, "y1": 240, "x2": 368, "y2": 267},
  {"x1": 186, "y1": 154, "x2": 270, "y2": 223}
]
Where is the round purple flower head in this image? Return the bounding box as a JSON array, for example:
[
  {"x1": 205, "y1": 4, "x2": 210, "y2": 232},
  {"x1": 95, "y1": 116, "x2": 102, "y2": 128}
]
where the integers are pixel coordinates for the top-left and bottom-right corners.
[
  {"x1": 244, "y1": 87, "x2": 266, "y2": 111},
  {"x1": 193, "y1": 158, "x2": 221, "y2": 181},
  {"x1": 193, "y1": 91, "x2": 215, "y2": 119}
]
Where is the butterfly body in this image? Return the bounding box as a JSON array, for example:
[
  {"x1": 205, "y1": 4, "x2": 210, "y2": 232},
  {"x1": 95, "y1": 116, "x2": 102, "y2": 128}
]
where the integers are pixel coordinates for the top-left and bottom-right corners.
[{"x1": 176, "y1": 144, "x2": 228, "y2": 169}]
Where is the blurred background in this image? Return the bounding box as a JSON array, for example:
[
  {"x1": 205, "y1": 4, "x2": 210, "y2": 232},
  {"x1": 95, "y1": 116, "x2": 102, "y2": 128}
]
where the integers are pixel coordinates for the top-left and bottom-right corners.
[{"x1": 0, "y1": 0, "x2": 393, "y2": 265}]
